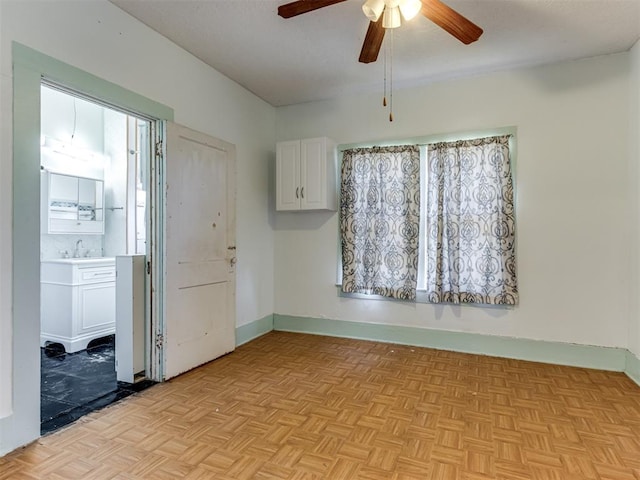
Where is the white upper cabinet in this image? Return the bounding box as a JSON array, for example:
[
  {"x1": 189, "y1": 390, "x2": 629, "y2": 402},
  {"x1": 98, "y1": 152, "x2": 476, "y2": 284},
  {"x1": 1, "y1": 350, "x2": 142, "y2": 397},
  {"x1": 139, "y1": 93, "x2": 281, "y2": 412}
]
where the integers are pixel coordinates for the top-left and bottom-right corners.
[
  {"x1": 276, "y1": 137, "x2": 337, "y2": 211},
  {"x1": 276, "y1": 140, "x2": 301, "y2": 211}
]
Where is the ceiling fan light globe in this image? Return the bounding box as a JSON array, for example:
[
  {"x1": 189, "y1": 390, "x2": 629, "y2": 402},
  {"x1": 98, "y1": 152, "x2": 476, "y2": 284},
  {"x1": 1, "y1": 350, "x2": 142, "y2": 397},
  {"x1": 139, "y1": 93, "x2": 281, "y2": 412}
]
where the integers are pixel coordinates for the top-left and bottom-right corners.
[
  {"x1": 399, "y1": 0, "x2": 421, "y2": 21},
  {"x1": 362, "y1": 0, "x2": 385, "y2": 22},
  {"x1": 382, "y1": 6, "x2": 401, "y2": 28}
]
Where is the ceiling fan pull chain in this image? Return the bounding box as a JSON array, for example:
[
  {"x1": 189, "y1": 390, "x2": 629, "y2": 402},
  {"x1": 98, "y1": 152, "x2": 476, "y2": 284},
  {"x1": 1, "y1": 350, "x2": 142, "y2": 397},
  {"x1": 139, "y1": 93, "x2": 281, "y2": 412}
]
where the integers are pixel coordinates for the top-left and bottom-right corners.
[
  {"x1": 383, "y1": 32, "x2": 388, "y2": 107},
  {"x1": 389, "y1": 28, "x2": 394, "y2": 122}
]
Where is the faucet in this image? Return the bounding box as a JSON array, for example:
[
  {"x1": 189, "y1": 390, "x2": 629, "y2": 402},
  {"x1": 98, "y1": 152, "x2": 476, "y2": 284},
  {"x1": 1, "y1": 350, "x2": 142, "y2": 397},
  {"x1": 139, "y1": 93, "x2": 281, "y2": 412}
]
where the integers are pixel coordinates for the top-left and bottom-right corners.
[{"x1": 74, "y1": 239, "x2": 83, "y2": 258}]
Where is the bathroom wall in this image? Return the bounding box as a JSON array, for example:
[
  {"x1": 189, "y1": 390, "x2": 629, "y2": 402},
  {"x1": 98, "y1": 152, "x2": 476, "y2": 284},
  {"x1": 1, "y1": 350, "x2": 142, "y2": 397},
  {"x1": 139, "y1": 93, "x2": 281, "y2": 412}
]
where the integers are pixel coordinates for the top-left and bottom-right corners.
[
  {"x1": 40, "y1": 86, "x2": 107, "y2": 260},
  {"x1": 103, "y1": 109, "x2": 128, "y2": 257},
  {"x1": 39, "y1": 235, "x2": 103, "y2": 261},
  {"x1": 40, "y1": 86, "x2": 104, "y2": 153}
]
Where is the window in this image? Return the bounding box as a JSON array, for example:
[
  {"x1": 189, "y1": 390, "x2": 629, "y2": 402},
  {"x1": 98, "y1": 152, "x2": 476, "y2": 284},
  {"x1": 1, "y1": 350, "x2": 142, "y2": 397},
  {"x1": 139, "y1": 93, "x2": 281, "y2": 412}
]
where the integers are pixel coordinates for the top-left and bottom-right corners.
[{"x1": 340, "y1": 133, "x2": 518, "y2": 306}]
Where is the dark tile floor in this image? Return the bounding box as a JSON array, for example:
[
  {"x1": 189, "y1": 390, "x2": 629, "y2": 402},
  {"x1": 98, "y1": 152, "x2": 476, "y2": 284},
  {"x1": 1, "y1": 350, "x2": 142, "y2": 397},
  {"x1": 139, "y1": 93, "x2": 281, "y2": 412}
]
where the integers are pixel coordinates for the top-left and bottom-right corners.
[{"x1": 41, "y1": 335, "x2": 155, "y2": 435}]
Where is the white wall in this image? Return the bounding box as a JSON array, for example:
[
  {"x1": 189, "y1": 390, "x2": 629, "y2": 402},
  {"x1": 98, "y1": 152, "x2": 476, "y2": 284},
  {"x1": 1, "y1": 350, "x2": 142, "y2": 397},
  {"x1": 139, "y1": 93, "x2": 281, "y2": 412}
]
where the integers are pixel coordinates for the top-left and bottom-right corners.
[
  {"x1": 275, "y1": 53, "x2": 632, "y2": 349},
  {"x1": 0, "y1": 0, "x2": 275, "y2": 455},
  {"x1": 630, "y1": 40, "x2": 640, "y2": 358},
  {"x1": 0, "y1": 8, "x2": 12, "y2": 425}
]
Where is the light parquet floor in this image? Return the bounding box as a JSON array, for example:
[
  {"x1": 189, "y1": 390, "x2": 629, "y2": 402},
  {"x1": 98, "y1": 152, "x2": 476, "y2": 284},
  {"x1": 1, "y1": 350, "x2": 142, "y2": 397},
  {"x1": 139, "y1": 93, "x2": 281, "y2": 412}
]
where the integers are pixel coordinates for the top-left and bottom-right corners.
[{"x1": 2, "y1": 331, "x2": 640, "y2": 479}]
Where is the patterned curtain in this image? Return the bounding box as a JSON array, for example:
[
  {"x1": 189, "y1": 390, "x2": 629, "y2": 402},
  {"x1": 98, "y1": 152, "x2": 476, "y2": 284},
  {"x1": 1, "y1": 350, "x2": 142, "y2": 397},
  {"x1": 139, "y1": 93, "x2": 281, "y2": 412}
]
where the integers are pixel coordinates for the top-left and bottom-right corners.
[
  {"x1": 426, "y1": 135, "x2": 518, "y2": 305},
  {"x1": 340, "y1": 146, "x2": 420, "y2": 300}
]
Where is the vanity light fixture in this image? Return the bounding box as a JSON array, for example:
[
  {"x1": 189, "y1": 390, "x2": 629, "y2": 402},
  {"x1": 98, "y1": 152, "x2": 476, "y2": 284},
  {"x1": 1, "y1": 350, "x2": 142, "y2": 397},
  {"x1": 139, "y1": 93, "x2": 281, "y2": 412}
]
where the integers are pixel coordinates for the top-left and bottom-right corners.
[{"x1": 41, "y1": 136, "x2": 107, "y2": 170}]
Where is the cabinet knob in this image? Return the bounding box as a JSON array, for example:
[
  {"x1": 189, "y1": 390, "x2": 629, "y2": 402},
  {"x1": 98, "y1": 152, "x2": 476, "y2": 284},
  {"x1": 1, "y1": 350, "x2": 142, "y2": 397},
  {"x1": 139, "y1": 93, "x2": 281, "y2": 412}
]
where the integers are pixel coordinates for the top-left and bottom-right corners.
[
  {"x1": 301, "y1": 187, "x2": 304, "y2": 199},
  {"x1": 295, "y1": 187, "x2": 299, "y2": 199}
]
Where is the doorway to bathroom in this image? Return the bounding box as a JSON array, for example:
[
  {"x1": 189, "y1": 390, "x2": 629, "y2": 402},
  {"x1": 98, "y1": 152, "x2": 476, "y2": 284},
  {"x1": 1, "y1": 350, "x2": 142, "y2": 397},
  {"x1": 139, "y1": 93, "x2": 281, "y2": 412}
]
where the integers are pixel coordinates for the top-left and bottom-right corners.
[{"x1": 39, "y1": 83, "x2": 154, "y2": 434}]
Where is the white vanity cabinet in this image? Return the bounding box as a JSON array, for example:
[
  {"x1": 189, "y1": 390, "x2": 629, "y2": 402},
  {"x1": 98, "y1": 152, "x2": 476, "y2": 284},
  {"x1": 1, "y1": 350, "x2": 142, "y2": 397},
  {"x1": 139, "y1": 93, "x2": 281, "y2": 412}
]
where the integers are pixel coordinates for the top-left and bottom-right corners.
[
  {"x1": 276, "y1": 137, "x2": 337, "y2": 211},
  {"x1": 41, "y1": 258, "x2": 116, "y2": 353},
  {"x1": 41, "y1": 170, "x2": 105, "y2": 234}
]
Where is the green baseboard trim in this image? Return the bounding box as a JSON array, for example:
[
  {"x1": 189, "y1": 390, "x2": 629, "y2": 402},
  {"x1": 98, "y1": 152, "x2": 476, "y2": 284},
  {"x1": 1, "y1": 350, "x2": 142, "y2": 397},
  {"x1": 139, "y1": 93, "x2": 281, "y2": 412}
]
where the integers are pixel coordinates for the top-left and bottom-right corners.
[
  {"x1": 236, "y1": 315, "x2": 274, "y2": 346},
  {"x1": 273, "y1": 314, "x2": 627, "y2": 372},
  {"x1": 626, "y1": 351, "x2": 640, "y2": 387}
]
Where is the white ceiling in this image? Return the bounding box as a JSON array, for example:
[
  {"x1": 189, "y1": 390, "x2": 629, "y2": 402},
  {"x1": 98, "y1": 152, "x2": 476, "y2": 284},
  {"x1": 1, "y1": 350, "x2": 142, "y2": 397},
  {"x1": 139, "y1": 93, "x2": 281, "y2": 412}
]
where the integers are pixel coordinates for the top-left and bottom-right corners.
[{"x1": 109, "y1": 0, "x2": 640, "y2": 107}]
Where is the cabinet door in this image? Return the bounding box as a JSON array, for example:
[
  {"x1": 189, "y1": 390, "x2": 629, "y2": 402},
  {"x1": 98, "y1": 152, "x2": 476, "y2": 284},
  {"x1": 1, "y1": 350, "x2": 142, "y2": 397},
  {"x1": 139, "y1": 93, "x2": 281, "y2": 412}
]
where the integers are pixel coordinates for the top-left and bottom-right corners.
[
  {"x1": 300, "y1": 137, "x2": 328, "y2": 210},
  {"x1": 276, "y1": 140, "x2": 301, "y2": 211},
  {"x1": 78, "y1": 282, "x2": 116, "y2": 334}
]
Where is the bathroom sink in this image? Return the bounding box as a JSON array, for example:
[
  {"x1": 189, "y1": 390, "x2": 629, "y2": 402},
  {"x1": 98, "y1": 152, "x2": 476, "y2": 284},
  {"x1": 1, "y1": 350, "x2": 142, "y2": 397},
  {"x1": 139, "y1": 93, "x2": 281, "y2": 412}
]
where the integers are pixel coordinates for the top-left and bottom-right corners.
[{"x1": 42, "y1": 257, "x2": 115, "y2": 265}]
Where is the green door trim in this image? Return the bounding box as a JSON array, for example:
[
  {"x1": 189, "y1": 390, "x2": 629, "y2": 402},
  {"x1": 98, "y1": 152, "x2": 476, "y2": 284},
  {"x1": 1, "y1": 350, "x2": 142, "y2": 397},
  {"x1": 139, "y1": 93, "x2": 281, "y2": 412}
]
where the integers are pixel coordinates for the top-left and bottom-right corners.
[
  {"x1": 8, "y1": 41, "x2": 174, "y2": 448},
  {"x1": 13, "y1": 43, "x2": 174, "y2": 121}
]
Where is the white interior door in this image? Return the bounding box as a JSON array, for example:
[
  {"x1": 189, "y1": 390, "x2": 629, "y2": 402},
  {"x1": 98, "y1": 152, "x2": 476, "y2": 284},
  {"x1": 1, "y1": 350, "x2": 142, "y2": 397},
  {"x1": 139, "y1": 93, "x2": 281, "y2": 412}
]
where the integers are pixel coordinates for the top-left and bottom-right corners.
[{"x1": 164, "y1": 122, "x2": 236, "y2": 379}]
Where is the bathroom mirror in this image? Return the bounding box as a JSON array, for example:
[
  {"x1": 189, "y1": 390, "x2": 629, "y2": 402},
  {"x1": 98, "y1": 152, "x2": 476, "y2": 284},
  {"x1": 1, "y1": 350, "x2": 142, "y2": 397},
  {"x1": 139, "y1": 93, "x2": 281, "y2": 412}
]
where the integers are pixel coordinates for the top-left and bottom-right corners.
[
  {"x1": 43, "y1": 172, "x2": 105, "y2": 234},
  {"x1": 78, "y1": 177, "x2": 103, "y2": 221}
]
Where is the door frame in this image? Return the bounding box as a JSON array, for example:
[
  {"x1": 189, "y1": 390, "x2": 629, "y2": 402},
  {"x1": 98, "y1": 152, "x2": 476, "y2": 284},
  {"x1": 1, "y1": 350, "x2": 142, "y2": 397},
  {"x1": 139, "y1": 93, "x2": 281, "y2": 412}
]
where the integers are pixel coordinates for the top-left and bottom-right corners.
[
  {"x1": 39, "y1": 80, "x2": 166, "y2": 382},
  {"x1": 9, "y1": 43, "x2": 174, "y2": 447},
  {"x1": 150, "y1": 120, "x2": 166, "y2": 381}
]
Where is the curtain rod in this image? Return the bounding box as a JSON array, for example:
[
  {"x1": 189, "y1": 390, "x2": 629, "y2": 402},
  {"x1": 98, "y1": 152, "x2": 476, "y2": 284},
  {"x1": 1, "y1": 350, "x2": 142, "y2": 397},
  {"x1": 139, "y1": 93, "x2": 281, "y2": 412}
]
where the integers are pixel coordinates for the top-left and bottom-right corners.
[{"x1": 338, "y1": 129, "x2": 516, "y2": 152}]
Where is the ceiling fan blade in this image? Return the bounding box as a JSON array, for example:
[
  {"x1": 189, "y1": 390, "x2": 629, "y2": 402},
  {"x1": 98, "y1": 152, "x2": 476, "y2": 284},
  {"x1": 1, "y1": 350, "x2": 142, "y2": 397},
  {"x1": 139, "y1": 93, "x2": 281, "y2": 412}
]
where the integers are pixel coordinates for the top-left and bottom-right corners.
[
  {"x1": 359, "y1": 18, "x2": 385, "y2": 64},
  {"x1": 278, "y1": 0, "x2": 347, "y2": 18},
  {"x1": 421, "y1": 0, "x2": 483, "y2": 45}
]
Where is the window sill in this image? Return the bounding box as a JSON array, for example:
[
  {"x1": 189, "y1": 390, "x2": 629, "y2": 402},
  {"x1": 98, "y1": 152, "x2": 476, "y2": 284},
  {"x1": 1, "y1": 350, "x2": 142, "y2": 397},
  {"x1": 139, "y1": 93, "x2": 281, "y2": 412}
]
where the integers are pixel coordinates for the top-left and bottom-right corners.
[
  {"x1": 336, "y1": 285, "x2": 428, "y2": 303},
  {"x1": 335, "y1": 285, "x2": 515, "y2": 309}
]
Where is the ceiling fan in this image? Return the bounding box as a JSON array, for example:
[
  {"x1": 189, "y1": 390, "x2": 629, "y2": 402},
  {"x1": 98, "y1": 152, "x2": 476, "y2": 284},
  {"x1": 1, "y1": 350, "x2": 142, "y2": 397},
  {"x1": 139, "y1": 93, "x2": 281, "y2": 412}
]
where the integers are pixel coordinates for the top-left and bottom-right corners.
[{"x1": 277, "y1": 0, "x2": 483, "y2": 64}]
